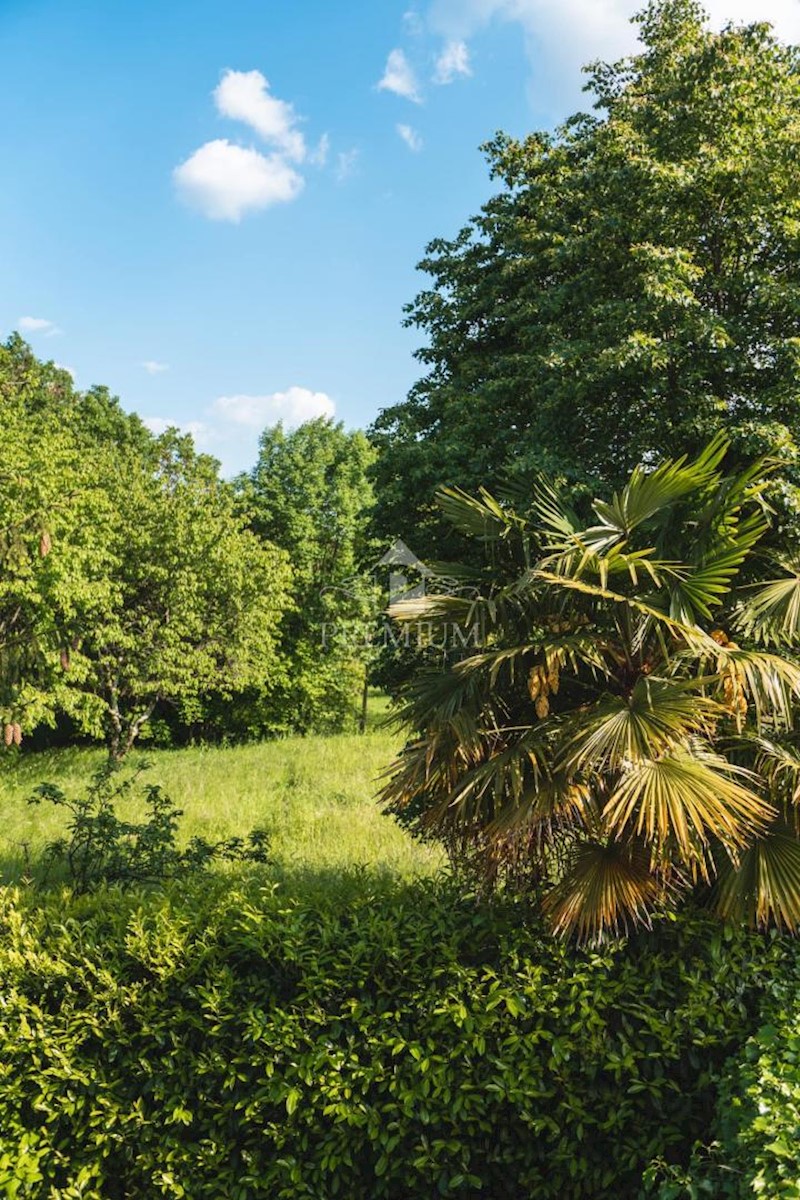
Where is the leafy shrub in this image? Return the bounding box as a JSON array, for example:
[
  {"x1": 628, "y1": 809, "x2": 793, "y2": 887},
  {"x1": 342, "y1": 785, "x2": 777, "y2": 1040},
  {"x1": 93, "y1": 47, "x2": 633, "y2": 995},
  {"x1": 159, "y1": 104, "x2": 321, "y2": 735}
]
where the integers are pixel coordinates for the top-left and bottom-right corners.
[
  {"x1": 648, "y1": 965, "x2": 800, "y2": 1199},
  {"x1": 0, "y1": 877, "x2": 792, "y2": 1199},
  {"x1": 27, "y1": 761, "x2": 270, "y2": 891}
]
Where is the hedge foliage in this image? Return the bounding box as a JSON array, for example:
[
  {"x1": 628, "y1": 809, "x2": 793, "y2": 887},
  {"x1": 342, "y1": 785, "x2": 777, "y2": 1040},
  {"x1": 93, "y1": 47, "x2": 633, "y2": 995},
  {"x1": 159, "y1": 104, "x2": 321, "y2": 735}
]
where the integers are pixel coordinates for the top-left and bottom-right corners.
[
  {"x1": 710, "y1": 1015, "x2": 800, "y2": 1198},
  {"x1": 655, "y1": 961, "x2": 800, "y2": 1199},
  {"x1": 0, "y1": 876, "x2": 793, "y2": 1198}
]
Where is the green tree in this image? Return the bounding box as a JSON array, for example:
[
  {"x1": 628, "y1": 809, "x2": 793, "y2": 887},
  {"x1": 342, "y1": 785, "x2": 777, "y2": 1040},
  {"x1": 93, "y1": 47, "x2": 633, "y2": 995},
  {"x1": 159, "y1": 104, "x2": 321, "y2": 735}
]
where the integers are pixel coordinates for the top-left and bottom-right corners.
[
  {"x1": 0, "y1": 454, "x2": 62, "y2": 739},
  {"x1": 372, "y1": 0, "x2": 800, "y2": 555},
  {"x1": 57, "y1": 431, "x2": 292, "y2": 759},
  {"x1": 0, "y1": 337, "x2": 293, "y2": 756},
  {"x1": 0, "y1": 337, "x2": 115, "y2": 739},
  {"x1": 239, "y1": 418, "x2": 377, "y2": 733},
  {"x1": 383, "y1": 438, "x2": 800, "y2": 940}
]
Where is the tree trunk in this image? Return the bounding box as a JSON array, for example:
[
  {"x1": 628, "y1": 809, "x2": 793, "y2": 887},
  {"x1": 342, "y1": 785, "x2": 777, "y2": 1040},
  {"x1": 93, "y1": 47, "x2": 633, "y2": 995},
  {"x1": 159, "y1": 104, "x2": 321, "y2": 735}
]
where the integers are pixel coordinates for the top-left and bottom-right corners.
[
  {"x1": 107, "y1": 702, "x2": 156, "y2": 762},
  {"x1": 358, "y1": 671, "x2": 369, "y2": 735}
]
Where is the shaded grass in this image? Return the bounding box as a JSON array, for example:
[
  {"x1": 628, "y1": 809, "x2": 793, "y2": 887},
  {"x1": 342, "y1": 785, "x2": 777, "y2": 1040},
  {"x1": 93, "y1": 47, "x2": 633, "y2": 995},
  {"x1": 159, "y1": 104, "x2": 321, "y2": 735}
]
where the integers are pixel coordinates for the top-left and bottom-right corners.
[{"x1": 0, "y1": 722, "x2": 442, "y2": 886}]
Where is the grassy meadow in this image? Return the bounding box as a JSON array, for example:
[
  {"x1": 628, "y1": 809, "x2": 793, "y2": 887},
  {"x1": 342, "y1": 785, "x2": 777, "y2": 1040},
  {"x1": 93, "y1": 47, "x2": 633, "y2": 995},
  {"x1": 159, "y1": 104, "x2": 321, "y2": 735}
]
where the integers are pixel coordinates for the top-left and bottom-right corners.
[{"x1": 0, "y1": 707, "x2": 443, "y2": 888}]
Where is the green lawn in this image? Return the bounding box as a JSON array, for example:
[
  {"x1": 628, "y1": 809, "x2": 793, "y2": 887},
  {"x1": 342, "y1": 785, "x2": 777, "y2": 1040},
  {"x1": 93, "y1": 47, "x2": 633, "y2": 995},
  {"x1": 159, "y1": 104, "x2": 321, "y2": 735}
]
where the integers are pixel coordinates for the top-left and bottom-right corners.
[{"x1": 0, "y1": 721, "x2": 443, "y2": 886}]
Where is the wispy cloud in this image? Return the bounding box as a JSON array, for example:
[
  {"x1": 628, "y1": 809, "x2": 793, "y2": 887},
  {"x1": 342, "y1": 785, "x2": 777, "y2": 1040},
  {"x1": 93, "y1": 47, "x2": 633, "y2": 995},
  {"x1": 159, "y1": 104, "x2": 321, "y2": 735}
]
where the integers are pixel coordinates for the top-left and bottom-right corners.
[
  {"x1": 335, "y1": 148, "x2": 360, "y2": 183},
  {"x1": 433, "y1": 39, "x2": 471, "y2": 83},
  {"x1": 397, "y1": 123, "x2": 423, "y2": 152},
  {"x1": 403, "y1": 9, "x2": 425, "y2": 35},
  {"x1": 310, "y1": 132, "x2": 330, "y2": 167},
  {"x1": 18, "y1": 315, "x2": 61, "y2": 336},
  {"x1": 144, "y1": 416, "x2": 208, "y2": 440},
  {"x1": 377, "y1": 49, "x2": 422, "y2": 102},
  {"x1": 213, "y1": 386, "x2": 335, "y2": 429},
  {"x1": 213, "y1": 69, "x2": 306, "y2": 162},
  {"x1": 174, "y1": 139, "x2": 304, "y2": 222},
  {"x1": 702, "y1": 0, "x2": 800, "y2": 41},
  {"x1": 142, "y1": 360, "x2": 169, "y2": 375},
  {"x1": 144, "y1": 385, "x2": 337, "y2": 477}
]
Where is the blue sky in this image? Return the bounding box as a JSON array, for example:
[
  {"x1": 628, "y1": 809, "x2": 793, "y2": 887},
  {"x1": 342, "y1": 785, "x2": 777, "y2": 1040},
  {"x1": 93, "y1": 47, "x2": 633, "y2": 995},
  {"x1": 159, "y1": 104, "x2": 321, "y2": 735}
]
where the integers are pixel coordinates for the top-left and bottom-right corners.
[{"x1": 2, "y1": 0, "x2": 799, "y2": 474}]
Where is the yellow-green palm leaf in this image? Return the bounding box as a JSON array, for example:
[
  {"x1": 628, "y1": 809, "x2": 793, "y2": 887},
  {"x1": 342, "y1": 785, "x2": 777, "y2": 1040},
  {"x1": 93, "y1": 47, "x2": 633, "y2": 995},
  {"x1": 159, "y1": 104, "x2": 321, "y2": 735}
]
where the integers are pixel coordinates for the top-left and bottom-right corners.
[
  {"x1": 603, "y1": 745, "x2": 773, "y2": 863},
  {"x1": 714, "y1": 825, "x2": 800, "y2": 931},
  {"x1": 565, "y1": 677, "x2": 719, "y2": 774},
  {"x1": 544, "y1": 840, "x2": 664, "y2": 940}
]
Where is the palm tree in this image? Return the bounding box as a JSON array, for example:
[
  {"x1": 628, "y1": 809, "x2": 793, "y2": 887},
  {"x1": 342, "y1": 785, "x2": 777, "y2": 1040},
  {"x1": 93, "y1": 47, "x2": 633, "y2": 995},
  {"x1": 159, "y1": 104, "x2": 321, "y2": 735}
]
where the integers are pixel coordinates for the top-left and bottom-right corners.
[{"x1": 381, "y1": 435, "x2": 800, "y2": 939}]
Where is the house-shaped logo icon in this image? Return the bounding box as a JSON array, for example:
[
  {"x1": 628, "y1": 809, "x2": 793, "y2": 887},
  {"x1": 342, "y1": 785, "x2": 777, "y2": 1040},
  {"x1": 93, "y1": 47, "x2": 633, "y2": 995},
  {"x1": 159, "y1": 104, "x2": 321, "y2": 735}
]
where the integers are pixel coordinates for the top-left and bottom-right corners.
[{"x1": 376, "y1": 538, "x2": 432, "y2": 604}]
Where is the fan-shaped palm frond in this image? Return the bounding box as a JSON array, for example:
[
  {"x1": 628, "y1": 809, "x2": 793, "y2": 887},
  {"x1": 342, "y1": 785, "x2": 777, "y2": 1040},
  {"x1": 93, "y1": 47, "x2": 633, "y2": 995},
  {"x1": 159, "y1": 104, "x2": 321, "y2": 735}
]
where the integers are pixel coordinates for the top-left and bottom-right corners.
[
  {"x1": 753, "y1": 739, "x2": 800, "y2": 815},
  {"x1": 435, "y1": 485, "x2": 516, "y2": 542},
  {"x1": 439, "y1": 727, "x2": 562, "y2": 825},
  {"x1": 564, "y1": 678, "x2": 720, "y2": 774},
  {"x1": 708, "y1": 646, "x2": 800, "y2": 728},
  {"x1": 603, "y1": 744, "x2": 772, "y2": 864},
  {"x1": 714, "y1": 824, "x2": 800, "y2": 930},
  {"x1": 530, "y1": 569, "x2": 717, "y2": 653},
  {"x1": 662, "y1": 516, "x2": 767, "y2": 623},
  {"x1": 538, "y1": 540, "x2": 671, "y2": 591},
  {"x1": 587, "y1": 433, "x2": 728, "y2": 546},
  {"x1": 543, "y1": 839, "x2": 666, "y2": 941},
  {"x1": 738, "y1": 564, "x2": 800, "y2": 646},
  {"x1": 528, "y1": 476, "x2": 580, "y2": 544}
]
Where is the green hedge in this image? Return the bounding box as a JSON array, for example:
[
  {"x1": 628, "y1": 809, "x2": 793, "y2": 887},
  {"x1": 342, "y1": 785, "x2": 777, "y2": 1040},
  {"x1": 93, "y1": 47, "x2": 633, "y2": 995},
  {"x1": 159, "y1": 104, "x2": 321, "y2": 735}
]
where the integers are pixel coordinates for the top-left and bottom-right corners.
[
  {"x1": 653, "y1": 962, "x2": 800, "y2": 1199},
  {"x1": 711, "y1": 1015, "x2": 800, "y2": 1198},
  {"x1": 0, "y1": 877, "x2": 790, "y2": 1199}
]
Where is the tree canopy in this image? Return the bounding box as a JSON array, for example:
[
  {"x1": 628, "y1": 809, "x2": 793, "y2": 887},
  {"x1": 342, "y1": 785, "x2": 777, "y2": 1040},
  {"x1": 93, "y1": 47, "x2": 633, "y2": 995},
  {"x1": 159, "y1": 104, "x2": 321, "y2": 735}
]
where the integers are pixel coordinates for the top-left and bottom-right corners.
[
  {"x1": 239, "y1": 418, "x2": 377, "y2": 733},
  {"x1": 371, "y1": 0, "x2": 800, "y2": 555},
  {"x1": 0, "y1": 335, "x2": 292, "y2": 756},
  {"x1": 59, "y1": 431, "x2": 292, "y2": 758}
]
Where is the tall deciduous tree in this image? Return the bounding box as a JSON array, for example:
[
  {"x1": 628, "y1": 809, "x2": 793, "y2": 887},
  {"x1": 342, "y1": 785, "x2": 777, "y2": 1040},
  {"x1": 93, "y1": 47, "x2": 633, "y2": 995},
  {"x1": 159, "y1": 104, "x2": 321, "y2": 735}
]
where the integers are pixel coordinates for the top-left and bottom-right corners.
[
  {"x1": 372, "y1": 0, "x2": 800, "y2": 555},
  {"x1": 59, "y1": 432, "x2": 292, "y2": 759},
  {"x1": 0, "y1": 337, "x2": 115, "y2": 736},
  {"x1": 240, "y1": 418, "x2": 377, "y2": 733}
]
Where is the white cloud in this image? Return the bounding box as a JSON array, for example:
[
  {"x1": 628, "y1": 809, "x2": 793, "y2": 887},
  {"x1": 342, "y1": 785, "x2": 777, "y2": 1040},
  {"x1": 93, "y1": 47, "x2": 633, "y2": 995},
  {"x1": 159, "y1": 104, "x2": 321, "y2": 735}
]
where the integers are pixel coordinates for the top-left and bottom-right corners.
[
  {"x1": 335, "y1": 147, "x2": 360, "y2": 182},
  {"x1": 18, "y1": 315, "x2": 61, "y2": 336},
  {"x1": 433, "y1": 39, "x2": 471, "y2": 83},
  {"x1": 426, "y1": 0, "x2": 800, "y2": 96},
  {"x1": 427, "y1": 0, "x2": 627, "y2": 79},
  {"x1": 144, "y1": 416, "x2": 209, "y2": 440},
  {"x1": 54, "y1": 363, "x2": 76, "y2": 380},
  {"x1": 377, "y1": 49, "x2": 422, "y2": 102},
  {"x1": 397, "y1": 123, "x2": 423, "y2": 152},
  {"x1": 142, "y1": 360, "x2": 169, "y2": 375},
  {"x1": 214, "y1": 69, "x2": 306, "y2": 161},
  {"x1": 310, "y1": 132, "x2": 330, "y2": 167},
  {"x1": 213, "y1": 386, "x2": 335, "y2": 430},
  {"x1": 174, "y1": 139, "x2": 304, "y2": 222},
  {"x1": 143, "y1": 417, "x2": 171, "y2": 435},
  {"x1": 174, "y1": 68, "x2": 318, "y2": 222},
  {"x1": 146, "y1": 387, "x2": 337, "y2": 476},
  {"x1": 704, "y1": 0, "x2": 800, "y2": 41}
]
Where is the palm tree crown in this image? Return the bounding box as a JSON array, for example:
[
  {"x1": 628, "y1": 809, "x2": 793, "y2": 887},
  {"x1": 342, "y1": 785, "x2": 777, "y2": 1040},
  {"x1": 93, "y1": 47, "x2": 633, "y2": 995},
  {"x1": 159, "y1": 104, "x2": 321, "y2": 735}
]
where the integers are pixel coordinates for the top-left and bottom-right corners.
[{"x1": 382, "y1": 436, "x2": 800, "y2": 939}]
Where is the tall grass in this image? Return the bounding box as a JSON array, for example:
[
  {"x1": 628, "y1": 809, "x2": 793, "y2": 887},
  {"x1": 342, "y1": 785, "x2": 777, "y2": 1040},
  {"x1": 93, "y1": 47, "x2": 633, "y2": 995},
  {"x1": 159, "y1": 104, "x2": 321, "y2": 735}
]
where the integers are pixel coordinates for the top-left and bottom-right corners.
[{"x1": 0, "y1": 722, "x2": 443, "y2": 886}]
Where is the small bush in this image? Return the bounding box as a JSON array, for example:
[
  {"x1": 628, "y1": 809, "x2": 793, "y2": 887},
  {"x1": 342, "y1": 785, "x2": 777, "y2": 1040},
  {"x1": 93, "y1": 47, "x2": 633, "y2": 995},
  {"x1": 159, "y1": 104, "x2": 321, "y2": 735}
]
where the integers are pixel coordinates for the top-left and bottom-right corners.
[
  {"x1": 0, "y1": 877, "x2": 793, "y2": 1198},
  {"x1": 27, "y1": 761, "x2": 270, "y2": 891}
]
